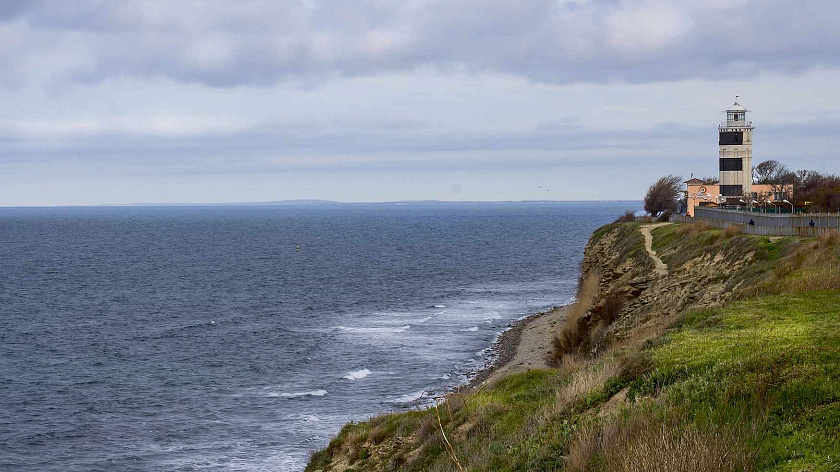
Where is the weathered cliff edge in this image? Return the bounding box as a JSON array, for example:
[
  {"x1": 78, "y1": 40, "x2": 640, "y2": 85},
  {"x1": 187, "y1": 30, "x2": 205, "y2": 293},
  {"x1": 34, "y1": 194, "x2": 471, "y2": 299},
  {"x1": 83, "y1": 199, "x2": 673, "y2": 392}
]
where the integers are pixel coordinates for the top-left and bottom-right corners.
[
  {"x1": 306, "y1": 222, "x2": 840, "y2": 472},
  {"x1": 578, "y1": 222, "x2": 761, "y2": 341}
]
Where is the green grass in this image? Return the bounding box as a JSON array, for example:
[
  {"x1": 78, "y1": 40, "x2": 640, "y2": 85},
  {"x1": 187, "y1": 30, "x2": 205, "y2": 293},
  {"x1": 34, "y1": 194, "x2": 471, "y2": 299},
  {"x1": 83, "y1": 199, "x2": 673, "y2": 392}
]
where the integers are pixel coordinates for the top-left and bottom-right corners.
[
  {"x1": 650, "y1": 223, "x2": 678, "y2": 253},
  {"x1": 632, "y1": 292, "x2": 840, "y2": 471}
]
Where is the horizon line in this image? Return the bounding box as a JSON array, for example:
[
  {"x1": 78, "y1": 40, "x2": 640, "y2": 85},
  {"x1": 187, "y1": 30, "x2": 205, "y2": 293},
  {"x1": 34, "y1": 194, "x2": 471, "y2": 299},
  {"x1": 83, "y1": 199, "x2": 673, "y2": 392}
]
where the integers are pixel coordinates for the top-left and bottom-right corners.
[{"x1": 0, "y1": 199, "x2": 642, "y2": 209}]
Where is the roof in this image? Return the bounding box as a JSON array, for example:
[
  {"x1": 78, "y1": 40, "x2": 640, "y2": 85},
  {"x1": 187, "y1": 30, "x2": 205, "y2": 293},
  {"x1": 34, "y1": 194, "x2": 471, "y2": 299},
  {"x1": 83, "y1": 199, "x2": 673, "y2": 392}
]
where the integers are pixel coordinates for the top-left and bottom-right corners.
[
  {"x1": 726, "y1": 97, "x2": 747, "y2": 112},
  {"x1": 684, "y1": 178, "x2": 705, "y2": 185}
]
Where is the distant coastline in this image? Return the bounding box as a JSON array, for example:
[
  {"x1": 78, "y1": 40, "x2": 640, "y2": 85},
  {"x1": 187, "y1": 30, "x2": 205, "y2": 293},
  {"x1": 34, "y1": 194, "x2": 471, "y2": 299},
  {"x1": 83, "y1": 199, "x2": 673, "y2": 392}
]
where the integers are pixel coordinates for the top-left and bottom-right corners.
[
  {"x1": 95, "y1": 199, "x2": 641, "y2": 207},
  {"x1": 0, "y1": 199, "x2": 641, "y2": 208}
]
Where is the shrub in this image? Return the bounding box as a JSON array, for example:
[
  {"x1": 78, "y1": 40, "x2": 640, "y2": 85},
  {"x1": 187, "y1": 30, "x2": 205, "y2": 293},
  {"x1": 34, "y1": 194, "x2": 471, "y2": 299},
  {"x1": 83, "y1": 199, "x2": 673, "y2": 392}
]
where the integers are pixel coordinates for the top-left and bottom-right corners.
[
  {"x1": 599, "y1": 292, "x2": 624, "y2": 325},
  {"x1": 613, "y1": 211, "x2": 636, "y2": 223},
  {"x1": 548, "y1": 273, "x2": 601, "y2": 365},
  {"x1": 658, "y1": 209, "x2": 673, "y2": 222}
]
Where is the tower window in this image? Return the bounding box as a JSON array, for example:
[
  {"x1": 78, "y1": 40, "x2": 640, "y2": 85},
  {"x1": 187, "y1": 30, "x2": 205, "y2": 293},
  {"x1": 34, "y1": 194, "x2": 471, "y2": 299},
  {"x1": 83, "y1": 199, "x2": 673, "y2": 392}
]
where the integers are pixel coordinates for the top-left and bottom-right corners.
[
  {"x1": 721, "y1": 185, "x2": 743, "y2": 196},
  {"x1": 719, "y1": 131, "x2": 743, "y2": 145},
  {"x1": 719, "y1": 158, "x2": 744, "y2": 171}
]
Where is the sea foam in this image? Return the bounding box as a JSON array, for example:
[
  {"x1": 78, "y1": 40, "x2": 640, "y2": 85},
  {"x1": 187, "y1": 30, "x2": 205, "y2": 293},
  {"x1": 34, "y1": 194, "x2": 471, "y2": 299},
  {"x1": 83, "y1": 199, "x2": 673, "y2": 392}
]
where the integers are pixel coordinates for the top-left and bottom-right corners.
[
  {"x1": 337, "y1": 325, "x2": 410, "y2": 334},
  {"x1": 271, "y1": 390, "x2": 328, "y2": 398},
  {"x1": 393, "y1": 390, "x2": 426, "y2": 404},
  {"x1": 343, "y1": 369, "x2": 372, "y2": 381}
]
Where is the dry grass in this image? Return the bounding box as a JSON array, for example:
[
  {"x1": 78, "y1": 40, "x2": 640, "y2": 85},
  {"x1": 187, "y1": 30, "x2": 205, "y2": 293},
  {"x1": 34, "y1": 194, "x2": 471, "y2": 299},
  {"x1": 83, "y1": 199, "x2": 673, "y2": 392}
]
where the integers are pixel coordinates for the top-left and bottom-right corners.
[
  {"x1": 768, "y1": 263, "x2": 840, "y2": 293},
  {"x1": 608, "y1": 311, "x2": 682, "y2": 353},
  {"x1": 818, "y1": 231, "x2": 840, "y2": 248},
  {"x1": 548, "y1": 273, "x2": 601, "y2": 365},
  {"x1": 676, "y1": 221, "x2": 713, "y2": 236},
  {"x1": 722, "y1": 223, "x2": 744, "y2": 238},
  {"x1": 555, "y1": 359, "x2": 621, "y2": 409},
  {"x1": 566, "y1": 408, "x2": 761, "y2": 472},
  {"x1": 588, "y1": 322, "x2": 609, "y2": 355},
  {"x1": 344, "y1": 429, "x2": 368, "y2": 464},
  {"x1": 555, "y1": 352, "x2": 591, "y2": 375},
  {"x1": 744, "y1": 235, "x2": 840, "y2": 297},
  {"x1": 636, "y1": 215, "x2": 653, "y2": 223},
  {"x1": 599, "y1": 291, "x2": 624, "y2": 325},
  {"x1": 566, "y1": 422, "x2": 601, "y2": 472}
]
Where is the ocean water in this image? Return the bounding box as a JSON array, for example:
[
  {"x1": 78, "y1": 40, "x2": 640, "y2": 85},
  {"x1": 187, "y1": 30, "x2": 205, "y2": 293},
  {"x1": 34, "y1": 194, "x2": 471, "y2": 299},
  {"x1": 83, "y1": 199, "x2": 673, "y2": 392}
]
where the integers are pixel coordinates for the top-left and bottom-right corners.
[{"x1": 0, "y1": 201, "x2": 638, "y2": 471}]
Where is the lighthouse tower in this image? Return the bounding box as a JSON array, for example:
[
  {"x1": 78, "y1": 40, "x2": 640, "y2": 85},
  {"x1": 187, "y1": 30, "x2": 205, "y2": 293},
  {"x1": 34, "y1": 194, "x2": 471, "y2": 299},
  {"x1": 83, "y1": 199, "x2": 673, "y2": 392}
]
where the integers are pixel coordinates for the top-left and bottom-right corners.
[{"x1": 718, "y1": 97, "x2": 754, "y2": 200}]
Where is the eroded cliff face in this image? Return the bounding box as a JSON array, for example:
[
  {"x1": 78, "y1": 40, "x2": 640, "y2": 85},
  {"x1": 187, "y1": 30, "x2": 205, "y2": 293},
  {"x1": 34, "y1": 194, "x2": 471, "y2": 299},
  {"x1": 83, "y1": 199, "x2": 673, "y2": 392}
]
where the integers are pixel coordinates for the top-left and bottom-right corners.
[{"x1": 581, "y1": 223, "x2": 762, "y2": 338}]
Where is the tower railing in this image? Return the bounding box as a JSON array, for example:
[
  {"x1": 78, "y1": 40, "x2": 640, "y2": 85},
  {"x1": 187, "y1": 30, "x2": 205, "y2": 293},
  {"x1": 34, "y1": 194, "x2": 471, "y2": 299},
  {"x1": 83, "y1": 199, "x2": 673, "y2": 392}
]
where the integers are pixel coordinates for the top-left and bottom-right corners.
[{"x1": 719, "y1": 120, "x2": 753, "y2": 129}]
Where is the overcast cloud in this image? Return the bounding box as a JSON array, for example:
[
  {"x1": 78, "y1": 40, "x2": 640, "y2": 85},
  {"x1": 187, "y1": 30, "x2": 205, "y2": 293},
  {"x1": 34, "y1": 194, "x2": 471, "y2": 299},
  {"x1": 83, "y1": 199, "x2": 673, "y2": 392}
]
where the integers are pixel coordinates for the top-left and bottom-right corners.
[{"x1": 1, "y1": 0, "x2": 839, "y2": 205}]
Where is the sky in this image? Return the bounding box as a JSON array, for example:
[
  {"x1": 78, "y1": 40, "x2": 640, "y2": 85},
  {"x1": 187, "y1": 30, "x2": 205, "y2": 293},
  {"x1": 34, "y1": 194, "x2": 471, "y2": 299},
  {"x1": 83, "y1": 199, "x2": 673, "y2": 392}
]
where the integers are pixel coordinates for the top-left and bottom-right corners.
[{"x1": 2, "y1": 0, "x2": 840, "y2": 206}]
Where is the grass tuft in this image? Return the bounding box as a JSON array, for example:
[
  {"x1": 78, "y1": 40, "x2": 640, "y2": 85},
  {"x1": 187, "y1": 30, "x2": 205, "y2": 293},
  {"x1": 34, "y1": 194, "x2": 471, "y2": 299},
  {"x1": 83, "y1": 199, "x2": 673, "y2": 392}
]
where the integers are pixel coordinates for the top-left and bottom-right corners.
[
  {"x1": 721, "y1": 223, "x2": 744, "y2": 239},
  {"x1": 567, "y1": 407, "x2": 762, "y2": 472},
  {"x1": 676, "y1": 221, "x2": 713, "y2": 236},
  {"x1": 548, "y1": 273, "x2": 601, "y2": 365}
]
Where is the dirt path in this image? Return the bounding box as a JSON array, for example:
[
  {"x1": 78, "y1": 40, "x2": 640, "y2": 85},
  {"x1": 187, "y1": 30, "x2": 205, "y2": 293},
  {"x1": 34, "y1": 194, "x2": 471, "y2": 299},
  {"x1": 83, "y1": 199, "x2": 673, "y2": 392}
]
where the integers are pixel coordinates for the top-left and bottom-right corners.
[{"x1": 640, "y1": 223, "x2": 671, "y2": 276}]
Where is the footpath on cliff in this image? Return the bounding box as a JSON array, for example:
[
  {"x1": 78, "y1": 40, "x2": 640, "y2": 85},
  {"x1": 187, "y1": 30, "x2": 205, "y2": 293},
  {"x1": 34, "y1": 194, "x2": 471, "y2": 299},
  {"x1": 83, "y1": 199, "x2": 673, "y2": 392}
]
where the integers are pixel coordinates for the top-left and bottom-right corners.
[{"x1": 640, "y1": 222, "x2": 671, "y2": 276}]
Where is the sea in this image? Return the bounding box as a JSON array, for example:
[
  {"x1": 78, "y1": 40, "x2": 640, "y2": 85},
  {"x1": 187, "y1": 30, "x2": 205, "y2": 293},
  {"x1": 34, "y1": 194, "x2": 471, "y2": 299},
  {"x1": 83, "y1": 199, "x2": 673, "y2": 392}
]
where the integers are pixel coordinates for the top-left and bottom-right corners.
[{"x1": 0, "y1": 201, "x2": 638, "y2": 471}]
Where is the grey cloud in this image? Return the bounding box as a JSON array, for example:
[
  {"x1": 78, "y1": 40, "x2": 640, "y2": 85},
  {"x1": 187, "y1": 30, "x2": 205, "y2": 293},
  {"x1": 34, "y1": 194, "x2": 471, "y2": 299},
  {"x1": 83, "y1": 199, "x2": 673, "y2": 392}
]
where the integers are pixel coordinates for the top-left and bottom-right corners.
[
  {"x1": 3, "y1": 0, "x2": 840, "y2": 88},
  {"x1": 5, "y1": 118, "x2": 839, "y2": 173}
]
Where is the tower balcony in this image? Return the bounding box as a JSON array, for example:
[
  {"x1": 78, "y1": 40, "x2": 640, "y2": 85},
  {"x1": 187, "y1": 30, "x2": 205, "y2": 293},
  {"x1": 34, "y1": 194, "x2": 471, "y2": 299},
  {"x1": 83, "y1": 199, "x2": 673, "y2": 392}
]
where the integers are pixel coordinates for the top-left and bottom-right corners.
[{"x1": 720, "y1": 120, "x2": 753, "y2": 129}]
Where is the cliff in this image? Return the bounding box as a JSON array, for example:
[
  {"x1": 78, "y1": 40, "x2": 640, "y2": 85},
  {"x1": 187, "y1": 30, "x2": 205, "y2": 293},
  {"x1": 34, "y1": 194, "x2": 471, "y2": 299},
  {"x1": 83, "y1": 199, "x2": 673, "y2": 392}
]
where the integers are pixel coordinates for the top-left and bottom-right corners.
[
  {"x1": 305, "y1": 222, "x2": 840, "y2": 472},
  {"x1": 577, "y1": 222, "x2": 770, "y2": 342}
]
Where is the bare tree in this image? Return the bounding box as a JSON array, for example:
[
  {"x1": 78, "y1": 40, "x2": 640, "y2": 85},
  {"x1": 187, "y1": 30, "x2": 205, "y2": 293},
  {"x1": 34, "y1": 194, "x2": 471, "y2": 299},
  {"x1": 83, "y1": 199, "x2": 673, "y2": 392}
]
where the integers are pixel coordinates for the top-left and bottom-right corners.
[
  {"x1": 644, "y1": 175, "x2": 682, "y2": 217},
  {"x1": 753, "y1": 160, "x2": 788, "y2": 184}
]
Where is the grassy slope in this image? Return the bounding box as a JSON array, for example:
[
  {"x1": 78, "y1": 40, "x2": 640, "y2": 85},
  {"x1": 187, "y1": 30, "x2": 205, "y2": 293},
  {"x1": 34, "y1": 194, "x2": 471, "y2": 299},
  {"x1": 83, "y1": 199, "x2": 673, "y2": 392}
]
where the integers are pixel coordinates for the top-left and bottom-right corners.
[
  {"x1": 639, "y1": 292, "x2": 840, "y2": 471},
  {"x1": 306, "y1": 225, "x2": 840, "y2": 472}
]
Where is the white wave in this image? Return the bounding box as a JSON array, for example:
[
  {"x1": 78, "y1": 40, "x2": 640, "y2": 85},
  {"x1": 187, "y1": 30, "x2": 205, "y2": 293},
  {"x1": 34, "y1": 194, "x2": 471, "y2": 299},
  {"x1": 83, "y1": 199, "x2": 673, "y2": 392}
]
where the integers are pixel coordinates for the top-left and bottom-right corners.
[
  {"x1": 439, "y1": 373, "x2": 451, "y2": 380},
  {"x1": 343, "y1": 368, "x2": 372, "y2": 380},
  {"x1": 337, "y1": 325, "x2": 410, "y2": 333},
  {"x1": 434, "y1": 305, "x2": 446, "y2": 308},
  {"x1": 393, "y1": 390, "x2": 426, "y2": 403},
  {"x1": 269, "y1": 390, "x2": 328, "y2": 398},
  {"x1": 381, "y1": 316, "x2": 431, "y2": 324},
  {"x1": 476, "y1": 347, "x2": 492, "y2": 357},
  {"x1": 463, "y1": 326, "x2": 479, "y2": 332}
]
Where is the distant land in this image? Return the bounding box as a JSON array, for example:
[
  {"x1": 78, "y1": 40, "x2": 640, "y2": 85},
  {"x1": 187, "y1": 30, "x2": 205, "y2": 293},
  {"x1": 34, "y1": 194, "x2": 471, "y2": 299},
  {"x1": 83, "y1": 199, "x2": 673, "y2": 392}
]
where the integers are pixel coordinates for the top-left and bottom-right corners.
[{"x1": 92, "y1": 199, "x2": 641, "y2": 207}]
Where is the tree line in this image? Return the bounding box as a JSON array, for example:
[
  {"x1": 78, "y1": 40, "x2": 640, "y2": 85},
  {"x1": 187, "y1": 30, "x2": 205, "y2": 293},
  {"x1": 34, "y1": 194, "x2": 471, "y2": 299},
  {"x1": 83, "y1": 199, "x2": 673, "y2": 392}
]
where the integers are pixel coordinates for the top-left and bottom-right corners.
[{"x1": 643, "y1": 161, "x2": 840, "y2": 216}]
